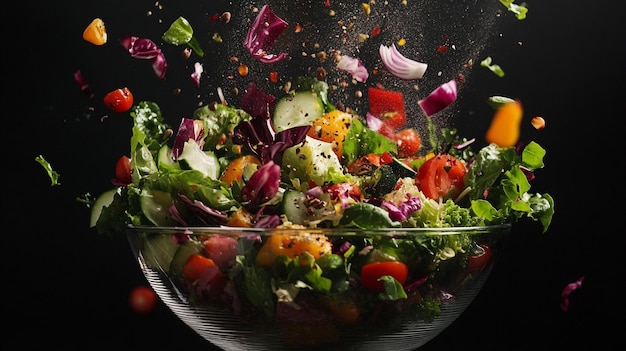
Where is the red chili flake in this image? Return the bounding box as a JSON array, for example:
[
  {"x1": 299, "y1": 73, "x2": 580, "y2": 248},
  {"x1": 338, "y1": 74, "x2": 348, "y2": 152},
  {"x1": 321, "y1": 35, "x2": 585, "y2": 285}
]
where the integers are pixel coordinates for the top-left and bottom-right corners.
[
  {"x1": 436, "y1": 45, "x2": 448, "y2": 53},
  {"x1": 294, "y1": 24, "x2": 302, "y2": 33},
  {"x1": 457, "y1": 73, "x2": 466, "y2": 83},
  {"x1": 371, "y1": 26, "x2": 381, "y2": 37},
  {"x1": 325, "y1": 0, "x2": 331, "y2": 7},
  {"x1": 209, "y1": 13, "x2": 221, "y2": 22},
  {"x1": 269, "y1": 71, "x2": 279, "y2": 83}
]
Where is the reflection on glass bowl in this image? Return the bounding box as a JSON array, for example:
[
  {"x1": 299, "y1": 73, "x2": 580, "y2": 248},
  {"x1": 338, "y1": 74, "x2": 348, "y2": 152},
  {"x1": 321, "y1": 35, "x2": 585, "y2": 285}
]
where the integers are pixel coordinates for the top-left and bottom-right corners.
[{"x1": 127, "y1": 224, "x2": 510, "y2": 351}]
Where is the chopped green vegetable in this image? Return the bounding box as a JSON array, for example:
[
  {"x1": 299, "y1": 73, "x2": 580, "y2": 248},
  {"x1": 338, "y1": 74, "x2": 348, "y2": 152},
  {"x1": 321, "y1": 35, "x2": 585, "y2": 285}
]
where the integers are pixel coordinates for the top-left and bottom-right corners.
[{"x1": 35, "y1": 155, "x2": 60, "y2": 186}]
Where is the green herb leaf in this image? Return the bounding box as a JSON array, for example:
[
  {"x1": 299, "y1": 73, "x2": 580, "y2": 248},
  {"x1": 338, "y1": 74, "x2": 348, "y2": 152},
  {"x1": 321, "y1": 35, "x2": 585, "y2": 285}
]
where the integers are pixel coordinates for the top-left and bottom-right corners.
[{"x1": 35, "y1": 155, "x2": 60, "y2": 186}]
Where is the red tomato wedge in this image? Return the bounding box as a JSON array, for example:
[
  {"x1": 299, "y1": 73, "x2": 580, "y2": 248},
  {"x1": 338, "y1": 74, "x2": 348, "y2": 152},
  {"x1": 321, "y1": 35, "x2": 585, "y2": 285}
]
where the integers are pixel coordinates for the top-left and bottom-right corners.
[
  {"x1": 416, "y1": 153, "x2": 467, "y2": 201},
  {"x1": 360, "y1": 261, "x2": 408, "y2": 292},
  {"x1": 368, "y1": 87, "x2": 406, "y2": 130}
]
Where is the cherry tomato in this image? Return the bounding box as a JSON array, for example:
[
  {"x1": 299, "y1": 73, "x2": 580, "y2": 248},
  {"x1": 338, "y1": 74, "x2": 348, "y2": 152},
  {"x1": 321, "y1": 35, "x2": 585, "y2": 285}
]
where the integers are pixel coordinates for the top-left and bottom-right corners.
[
  {"x1": 416, "y1": 153, "x2": 467, "y2": 201},
  {"x1": 395, "y1": 128, "x2": 421, "y2": 158},
  {"x1": 467, "y1": 244, "x2": 492, "y2": 273},
  {"x1": 82, "y1": 18, "x2": 107, "y2": 45},
  {"x1": 114, "y1": 155, "x2": 132, "y2": 184},
  {"x1": 360, "y1": 261, "x2": 408, "y2": 292},
  {"x1": 368, "y1": 87, "x2": 406, "y2": 130},
  {"x1": 103, "y1": 87, "x2": 134, "y2": 113},
  {"x1": 324, "y1": 182, "x2": 363, "y2": 202},
  {"x1": 129, "y1": 285, "x2": 157, "y2": 314}
]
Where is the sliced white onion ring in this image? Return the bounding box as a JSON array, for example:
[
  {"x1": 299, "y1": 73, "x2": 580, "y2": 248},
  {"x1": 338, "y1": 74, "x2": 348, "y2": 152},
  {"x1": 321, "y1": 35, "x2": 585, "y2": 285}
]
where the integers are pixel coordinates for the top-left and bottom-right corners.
[{"x1": 379, "y1": 44, "x2": 428, "y2": 80}]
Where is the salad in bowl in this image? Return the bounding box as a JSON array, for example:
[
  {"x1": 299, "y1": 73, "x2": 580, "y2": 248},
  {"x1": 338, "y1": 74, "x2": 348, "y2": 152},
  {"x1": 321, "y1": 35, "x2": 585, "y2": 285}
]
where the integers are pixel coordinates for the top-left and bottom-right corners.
[{"x1": 85, "y1": 2, "x2": 554, "y2": 350}]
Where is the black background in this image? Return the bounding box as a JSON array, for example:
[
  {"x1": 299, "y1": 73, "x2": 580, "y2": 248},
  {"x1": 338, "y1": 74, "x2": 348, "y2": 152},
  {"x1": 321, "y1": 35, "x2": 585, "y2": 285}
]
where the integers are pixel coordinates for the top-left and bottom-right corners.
[{"x1": 7, "y1": 0, "x2": 624, "y2": 349}]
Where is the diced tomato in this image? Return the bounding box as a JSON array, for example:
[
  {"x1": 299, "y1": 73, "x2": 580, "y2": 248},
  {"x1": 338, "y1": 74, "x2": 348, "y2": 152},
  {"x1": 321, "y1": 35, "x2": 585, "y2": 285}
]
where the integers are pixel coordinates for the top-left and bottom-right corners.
[
  {"x1": 360, "y1": 261, "x2": 408, "y2": 292},
  {"x1": 103, "y1": 87, "x2": 133, "y2": 113},
  {"x1": 346, "y1": 152, "x2": 392, "y2": 175},
  {"x1": 202, "y1": 235, "x2": 238, "y2": 271},
  {"x1": 368, "y1": 87, "x2": 406, "y2": 130},
  {"x1": 416, "y1": 153, "x2": 467, "y2": 201},
  {"x1": 183, "y1": 254, "x2": 219, "y2": 282},
  {"x1": 324, "y1": 182, "x2": 363, "y2": 202},
  {"x1": 395, "y1": 128, "x2": 421, "y2": 158},
  {"x1": 467, "y1": 244, "x2": 492, "y2": 273}
]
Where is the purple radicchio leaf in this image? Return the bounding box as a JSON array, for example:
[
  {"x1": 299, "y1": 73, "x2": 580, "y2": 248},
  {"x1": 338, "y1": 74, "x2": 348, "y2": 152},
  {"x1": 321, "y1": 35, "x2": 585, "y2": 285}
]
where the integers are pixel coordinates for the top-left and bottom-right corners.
[
  {"x1": 120, "y1": 36, "x2": 167, "y2": 78},
  {"x1": 234, "y1": 84, "x2": 308, "y2": 164},
  {"x1": 177, "y1": 194, "x2": 228, "y2": 225},
  {"x1": 243, "y1": 5, "x2": 288, "y2": 64},
  {"x1": 381, "y1": 195, "x2": 422, "y2": 222},
  {"x1": 241, "y1": 161, "x2": 281, "y2": 210},
  {"x1": 172, "y1": 118, "x2": 204, "y2": 159}
]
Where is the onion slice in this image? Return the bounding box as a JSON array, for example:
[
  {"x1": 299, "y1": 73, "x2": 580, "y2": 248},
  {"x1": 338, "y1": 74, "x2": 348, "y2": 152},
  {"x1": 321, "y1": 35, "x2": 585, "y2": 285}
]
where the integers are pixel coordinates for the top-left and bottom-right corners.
[
  {"x1": 418, "y1": 79, "x2": 458, "y2": 117},
  {"x1": 336, "y1": 55, "x2": 369, "y2": 83},
  {"x1": 379, "y1": 44, "x2": 427, "y2": 80}
]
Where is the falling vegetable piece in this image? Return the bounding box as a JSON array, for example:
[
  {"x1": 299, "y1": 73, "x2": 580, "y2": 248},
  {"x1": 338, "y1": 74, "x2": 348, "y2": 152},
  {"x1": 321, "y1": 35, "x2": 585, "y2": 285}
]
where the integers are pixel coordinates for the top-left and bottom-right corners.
[
  {"x1": 162, "y1": 16, "x2": 205, "y2": 57},
  {"x1": 244, "y1": 5, "x2": 289, "y2": 63},
  {"x1": 35, "y1": 155, "x2": 60, "y2": 186},
  {"x1": 417, "y1": 79, "x2": 458, "y2": 117},
  {"x1": 103, "y1": 87, "x2": 134, "y2": 113},
  {"x1": 82, "y1": 18, "x2": 107, "y2": 45},
  {"x1": 337, "y1": 55, "x2": 369, "y2": 83},
  {"x1": 531, "y1": 116, "x2": 546, "y2": 130},
  {"x1": 379, "y1": 44, "x2": 428, "y2": 80},
  {"x1": 485, "y1": 100, "x2": 523, "y2": 147},
  {"x1": 120, "y1": 36, "x2": 167, "y2": 79},
  {"x1": 481, "y1": 57, "x2": 505, "y2": 77}
]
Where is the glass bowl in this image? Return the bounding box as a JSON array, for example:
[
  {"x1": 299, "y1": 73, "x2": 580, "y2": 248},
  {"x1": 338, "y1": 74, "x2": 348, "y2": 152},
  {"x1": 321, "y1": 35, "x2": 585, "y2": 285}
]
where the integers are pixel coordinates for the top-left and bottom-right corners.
[{"x1": 126, "y1": 224, "x2": 511, "y2": 351}]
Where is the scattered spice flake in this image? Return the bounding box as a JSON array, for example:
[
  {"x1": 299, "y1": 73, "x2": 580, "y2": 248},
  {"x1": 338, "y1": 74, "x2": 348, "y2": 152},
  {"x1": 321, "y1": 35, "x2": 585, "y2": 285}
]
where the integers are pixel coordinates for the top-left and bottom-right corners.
[
  {"x1": 209, "y1": 13, "x2": 220, "y2": 22},
  {"x1": 238, "y1": 64, "x2": 249, "y2": 77},
  {"x1": 35, "y1": 155, "x2": 60, "y2": 186},
  {"x1": 561, "y1": 276, "x2": 584, "y2": 312},
  {"x1": 397, "y1": 38, "x2": 406, "y2": 46},
  {"x1": 294, "y1": 24, "x2": 302, "y2": 33},
  {"x1": 436, "y1": 45, "x2": 448, "y2": 53},
  {"x1": 325, "y1": 0, "x2": 331, "y2": 7},
  {"x1": 371, "y1": 26, "x2": 381, "y2": 37},
  {"x1": 531, "y1": 116, "x2": 546, "y2": 130},
  {"x1": 361, "y1": 3, "x2": 371, "y2": 15},
  {"x1": 212, "y1": 32, "x2": 223, "y2": 43},
  {"x1": 269, "y1": 71, "x2": 279, "y2": 83},
  {"x1": 73, "y1": 69, "x2": 94, "y2": 98}
]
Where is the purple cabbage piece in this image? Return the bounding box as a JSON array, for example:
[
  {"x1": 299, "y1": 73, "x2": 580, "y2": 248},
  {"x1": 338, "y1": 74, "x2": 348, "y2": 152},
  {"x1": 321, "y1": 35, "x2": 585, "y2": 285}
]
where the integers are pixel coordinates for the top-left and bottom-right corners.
[{"x1": 243, "y1": 5, "x2": 289, "y2": 64}]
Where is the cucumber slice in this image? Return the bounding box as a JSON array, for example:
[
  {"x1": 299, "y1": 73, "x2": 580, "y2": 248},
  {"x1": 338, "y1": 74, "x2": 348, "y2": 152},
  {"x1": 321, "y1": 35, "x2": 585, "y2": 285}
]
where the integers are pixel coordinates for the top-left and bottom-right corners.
[
  {"x1": 169, "y1": 240, "x2": 204, "y2": 277},
  {"x1": 280, "y1": 189, "x2": 309, "y2": 224},
  {"x1": 157, "y1": 144, "x2": 181, "y2": 172},
  {"x1": 272, "y1": 90, "x2": 324, "y2": 132},
  {"x1": 140, "y1": 189, "x2": 178, "y2": 226},
  {"x1": 177, "y1": 139, "x2": 220, "y2": 179},
  {"x1": 142, "y1": 233, "x2": 180, "y2": 272},
  {"x1": 90, "y1": 188, "x2": 118, "y2": 227}
]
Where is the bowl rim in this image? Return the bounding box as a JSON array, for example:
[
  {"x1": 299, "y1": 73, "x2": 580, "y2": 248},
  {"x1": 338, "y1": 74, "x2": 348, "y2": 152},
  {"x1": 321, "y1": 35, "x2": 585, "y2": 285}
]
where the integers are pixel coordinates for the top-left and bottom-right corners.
[{"x1": 126, "y1": 223, "x2": 512, "y2": 235}]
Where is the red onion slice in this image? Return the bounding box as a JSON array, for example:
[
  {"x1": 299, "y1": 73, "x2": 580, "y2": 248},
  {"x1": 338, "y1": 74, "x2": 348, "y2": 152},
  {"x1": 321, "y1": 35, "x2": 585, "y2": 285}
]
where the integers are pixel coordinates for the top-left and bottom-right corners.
[
  {"x1": 417, "y1": 79, "x2": 458, "y2": 117},
  {"x1": 379, "y1": 44, "x2": 427, "y2": 80}
]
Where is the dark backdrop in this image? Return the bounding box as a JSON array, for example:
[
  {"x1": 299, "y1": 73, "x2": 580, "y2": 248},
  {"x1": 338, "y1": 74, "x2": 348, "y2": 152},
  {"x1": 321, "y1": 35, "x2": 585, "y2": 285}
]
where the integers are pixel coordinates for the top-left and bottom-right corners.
[{"x1": 7, "y1": 0, "x2": 623, "y2": 349}]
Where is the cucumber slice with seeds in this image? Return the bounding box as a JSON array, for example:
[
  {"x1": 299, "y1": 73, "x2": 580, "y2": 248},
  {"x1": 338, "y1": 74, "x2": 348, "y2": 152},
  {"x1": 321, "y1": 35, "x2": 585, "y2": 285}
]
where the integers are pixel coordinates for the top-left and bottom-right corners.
[{"x1": 272, "y1": 90, "x2": 324, "y2": 132}]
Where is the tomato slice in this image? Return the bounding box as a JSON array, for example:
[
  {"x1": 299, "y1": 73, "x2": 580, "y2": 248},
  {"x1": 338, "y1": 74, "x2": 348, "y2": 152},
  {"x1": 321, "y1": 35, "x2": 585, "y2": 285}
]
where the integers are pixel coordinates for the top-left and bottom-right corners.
[
  {"x1": 360, "y1": 261, "x2": 408, "y2": 292},
  {"x1": 416, "y1": 153, "x2": 467, "y2": 201},
  {"x1": 368, "y1": 87, "x2": 406, "y2": 130},
  {"x1": 467, "y1": 243, "x2": 492, "y2": 273}
]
